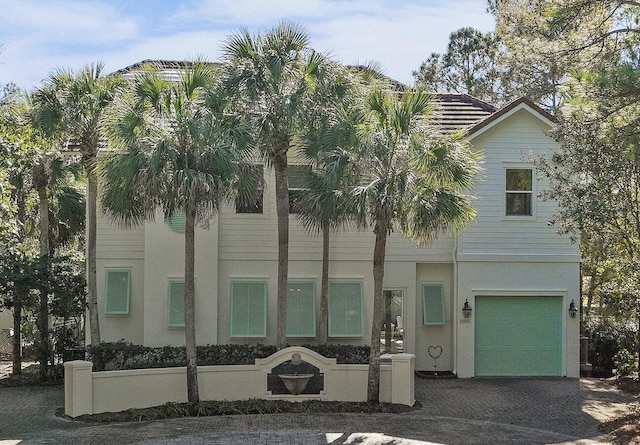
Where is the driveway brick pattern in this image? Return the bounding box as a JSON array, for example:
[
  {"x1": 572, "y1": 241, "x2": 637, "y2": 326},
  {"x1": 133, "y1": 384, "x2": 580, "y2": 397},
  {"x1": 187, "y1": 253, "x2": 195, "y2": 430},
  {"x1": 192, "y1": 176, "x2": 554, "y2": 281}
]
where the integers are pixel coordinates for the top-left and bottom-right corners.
[{"x1": 0, "y1": 377, "x2": 634, "y2": 444}]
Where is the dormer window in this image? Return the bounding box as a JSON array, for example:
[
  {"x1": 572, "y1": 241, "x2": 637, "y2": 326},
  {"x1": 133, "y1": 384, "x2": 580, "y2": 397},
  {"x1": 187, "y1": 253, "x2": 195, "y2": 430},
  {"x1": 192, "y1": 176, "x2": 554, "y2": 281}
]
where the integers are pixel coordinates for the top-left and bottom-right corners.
[{"x1": 505, "y1": 168, "x2": 533, "y2": 216}]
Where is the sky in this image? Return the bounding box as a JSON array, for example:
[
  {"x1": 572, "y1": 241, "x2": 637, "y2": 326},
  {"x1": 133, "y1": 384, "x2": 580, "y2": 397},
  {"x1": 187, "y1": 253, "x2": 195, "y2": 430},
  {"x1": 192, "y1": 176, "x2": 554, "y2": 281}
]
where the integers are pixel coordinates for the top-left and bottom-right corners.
[{"x1": 0, "y1": 0, "x2": 495, "y2": 92}]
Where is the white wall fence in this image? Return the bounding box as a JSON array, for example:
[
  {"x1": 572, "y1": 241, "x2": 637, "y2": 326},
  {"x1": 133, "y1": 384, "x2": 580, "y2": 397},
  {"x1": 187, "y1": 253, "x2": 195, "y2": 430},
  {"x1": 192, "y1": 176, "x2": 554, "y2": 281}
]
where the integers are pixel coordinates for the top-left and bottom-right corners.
[{"x1": 64, "y1": 346, "x2": 415, "y2": 417}]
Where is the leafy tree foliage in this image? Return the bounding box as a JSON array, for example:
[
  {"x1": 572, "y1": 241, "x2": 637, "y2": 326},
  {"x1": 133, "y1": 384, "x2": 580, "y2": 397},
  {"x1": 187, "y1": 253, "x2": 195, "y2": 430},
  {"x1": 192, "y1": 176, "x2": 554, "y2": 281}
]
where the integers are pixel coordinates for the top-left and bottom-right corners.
[
  {"x1": 345, "y1": 85, "x2": 481, "y2": 402},
  {"x1": 100, "y1": 60, "x2": 253, "y2": 405},
  {"x1": 221, "y1": 22, "x2": 336, "y2": 347},
  {"x1": 413, "y1": 27, "x2": 502, "y2": 104}
]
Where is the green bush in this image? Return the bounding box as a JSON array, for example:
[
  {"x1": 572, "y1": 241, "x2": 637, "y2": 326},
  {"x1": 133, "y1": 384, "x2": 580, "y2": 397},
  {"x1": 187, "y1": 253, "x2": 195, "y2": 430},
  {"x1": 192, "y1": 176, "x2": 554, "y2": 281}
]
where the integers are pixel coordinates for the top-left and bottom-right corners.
[
  {"x1": 614, "y1": 348, "x2": 637, "y2": 377},
  {"x1": 583, "y1": 316, "x2": 636, "y2": 378},
  {"x1": 87, "y1": 342, "x2": 370, "y2": 371}
]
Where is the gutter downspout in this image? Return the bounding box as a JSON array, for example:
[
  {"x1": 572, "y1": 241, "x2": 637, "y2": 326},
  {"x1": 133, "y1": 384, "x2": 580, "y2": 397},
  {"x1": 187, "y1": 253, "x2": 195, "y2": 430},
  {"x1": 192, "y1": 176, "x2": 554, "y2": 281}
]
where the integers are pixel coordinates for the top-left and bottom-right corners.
[{"x1": 452, "y1": 236, "x2": 459, "y2": 376}]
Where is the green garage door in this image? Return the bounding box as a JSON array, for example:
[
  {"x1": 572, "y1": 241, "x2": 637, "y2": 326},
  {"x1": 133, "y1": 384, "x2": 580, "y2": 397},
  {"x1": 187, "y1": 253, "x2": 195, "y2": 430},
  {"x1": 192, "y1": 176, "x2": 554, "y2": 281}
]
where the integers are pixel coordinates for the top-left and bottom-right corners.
[{"x1": 475, "y1": 296, "x2": 562, "y2": 376}]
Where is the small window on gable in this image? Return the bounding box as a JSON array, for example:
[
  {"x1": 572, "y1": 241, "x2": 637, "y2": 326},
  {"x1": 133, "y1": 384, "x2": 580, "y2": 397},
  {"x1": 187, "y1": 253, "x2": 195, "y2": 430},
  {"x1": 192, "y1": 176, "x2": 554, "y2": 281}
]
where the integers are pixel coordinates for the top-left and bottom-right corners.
[
  {"x1": 168, "y1": 280, "x2": 185, "y2": 327},
  {"x1": 288, "y1": 165, "x2": 312, "y2": 214},
  {"x1": 506, "y1": 168, "x2": 533, "y2": 216},
  {"x1": 422, "y1": 284, "x2": 445, "y2": 325},
  {"x1": 328, "y1": 281, "x2": 363, "y2": 337},
  {"x1": 168, "y1": 210, "x2": 186, "y2": 233},
  {"x1": 286, "y1": 281, "x2": 316, "y2": 338},
  {"x1": 230, "y1": 281, "x2": 267, "y2": 337},
  {"x1": 236, "y1": 165, "x2": 264, "y2": 214},
  {"x1": 105, "y1": 269, "x2": 131, "y2": 315}
]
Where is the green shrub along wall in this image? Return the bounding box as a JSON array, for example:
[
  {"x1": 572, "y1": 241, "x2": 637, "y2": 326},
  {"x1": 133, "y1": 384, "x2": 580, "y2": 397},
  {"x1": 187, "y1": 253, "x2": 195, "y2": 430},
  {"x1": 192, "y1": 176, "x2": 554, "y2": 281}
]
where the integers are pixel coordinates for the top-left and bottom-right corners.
[{"x1": 87, "y1": 342, "x2": 371, "y2": 371}]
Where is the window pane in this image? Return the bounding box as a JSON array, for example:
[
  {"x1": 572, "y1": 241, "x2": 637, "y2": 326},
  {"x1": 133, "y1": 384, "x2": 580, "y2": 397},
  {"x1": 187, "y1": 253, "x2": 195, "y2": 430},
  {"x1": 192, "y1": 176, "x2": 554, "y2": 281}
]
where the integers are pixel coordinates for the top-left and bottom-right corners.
[
  {"x1": 506, "y1": 193, "x2": 532, "y2": 216},
  {"x1": 230, "y1": 281, "x2": 267, "y2": 337},
  {"x1": 423, "y1": 284, "x2": 445, "y2": 325},
  {"x1": 286, "y1": 282, "x2": 316, "y2": 337},
  {"x1": 168, "y1": 281, "x2": 185, "y2": 327},
  {"x1": 105, "y1": 270, "x2": 130, "y2": 314},
  {"x1": 328, "y1": 282, "x2": 363, "y2": 337},
  {"x1": 506, "y1": 169, "x2": 532, "y2": 191}
]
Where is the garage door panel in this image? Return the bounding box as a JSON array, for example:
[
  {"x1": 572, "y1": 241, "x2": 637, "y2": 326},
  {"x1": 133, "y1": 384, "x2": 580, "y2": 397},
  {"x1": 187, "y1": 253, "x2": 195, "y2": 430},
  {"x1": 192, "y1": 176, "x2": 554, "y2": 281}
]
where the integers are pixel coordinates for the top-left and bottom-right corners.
[{"x1": 475, "y1": 296, "x2": 562, "y2": 376}]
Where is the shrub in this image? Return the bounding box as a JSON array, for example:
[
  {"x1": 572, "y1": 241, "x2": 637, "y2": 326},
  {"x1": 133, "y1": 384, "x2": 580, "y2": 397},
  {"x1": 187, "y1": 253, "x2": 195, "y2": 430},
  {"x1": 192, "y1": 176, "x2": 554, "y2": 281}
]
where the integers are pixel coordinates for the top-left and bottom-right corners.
[
  {"x1": 87, "y1": 342, "x2": 369, "y2": 371},
  {"x1": 583, "y1": 316, "x2": 636, "y2": 378},
  {"x1": 614, "y1": 348, "x2": 637, "y2": 377}
]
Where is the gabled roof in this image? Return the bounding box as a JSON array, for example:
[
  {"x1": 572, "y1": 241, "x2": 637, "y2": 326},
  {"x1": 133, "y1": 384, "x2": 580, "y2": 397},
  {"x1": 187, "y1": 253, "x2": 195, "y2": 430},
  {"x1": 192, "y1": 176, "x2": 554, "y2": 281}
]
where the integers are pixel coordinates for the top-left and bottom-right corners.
[
  {"x1": 465, "y1": 97, "x2": 556, "y2": 139},
  {"x1": 430, "y1": 94, "x2": 497, "y2": 134}
]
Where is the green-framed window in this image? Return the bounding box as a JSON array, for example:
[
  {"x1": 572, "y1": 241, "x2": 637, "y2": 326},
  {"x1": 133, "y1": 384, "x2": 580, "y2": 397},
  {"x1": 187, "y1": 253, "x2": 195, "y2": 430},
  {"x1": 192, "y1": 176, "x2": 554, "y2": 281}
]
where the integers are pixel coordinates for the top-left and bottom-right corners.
[
  {"x1": 422, "y1": 284, "x2": 445, "y2": 325},
  {"x1": 286, "y1": 281, "x2": 316, "y2": 338},
  {"x1": 104, "y1": 269, "x2": 131, "y2": 315},
  {"x1": 328, "y1": 281, "x2": 363, "y2": 337},
  {"x1": 168, "y1": 280, "x2": 185, "y2": 327},
  {"x1": 230, "y1": 281, "x2": 267, "y2": 337}
]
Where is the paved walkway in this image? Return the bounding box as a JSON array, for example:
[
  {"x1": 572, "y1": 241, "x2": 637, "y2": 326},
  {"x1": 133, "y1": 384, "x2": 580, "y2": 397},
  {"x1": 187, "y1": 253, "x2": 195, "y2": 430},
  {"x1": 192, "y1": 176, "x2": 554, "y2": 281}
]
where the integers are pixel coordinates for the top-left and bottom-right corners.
[{"x1": 0, "y1": 377, "x2": 635, "y2": 444}]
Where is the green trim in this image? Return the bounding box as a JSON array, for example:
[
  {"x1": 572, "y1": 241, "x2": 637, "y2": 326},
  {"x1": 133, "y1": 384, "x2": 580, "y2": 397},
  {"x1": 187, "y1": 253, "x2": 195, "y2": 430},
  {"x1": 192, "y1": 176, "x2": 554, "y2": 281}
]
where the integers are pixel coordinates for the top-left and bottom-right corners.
[
  {"x1": 167, "y1": 280, "x2": 185, "y2": 327},
  {"x1": 422, "y1": 284, "x2": 445, "y2": 325},
  {"x1": 230, "y1": 281, "x2": 267, "y2": 338},
  {"x1": 328, "y1": 281, "x2": 363, "y2": 338},
  {"x1": 104, "y1": 269, "x2": 131, "y2": 315},
  {"x1": 286, "y1": 281, "x2": 316, "y2": 338}
]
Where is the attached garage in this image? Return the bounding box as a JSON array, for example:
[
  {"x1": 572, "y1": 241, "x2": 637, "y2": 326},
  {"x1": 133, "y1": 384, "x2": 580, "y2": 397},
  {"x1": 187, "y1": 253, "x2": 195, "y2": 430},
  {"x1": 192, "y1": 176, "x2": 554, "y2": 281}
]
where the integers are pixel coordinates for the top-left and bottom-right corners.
[{"x1": 474, "y1": 296, "x2": 563, "y2": 376}]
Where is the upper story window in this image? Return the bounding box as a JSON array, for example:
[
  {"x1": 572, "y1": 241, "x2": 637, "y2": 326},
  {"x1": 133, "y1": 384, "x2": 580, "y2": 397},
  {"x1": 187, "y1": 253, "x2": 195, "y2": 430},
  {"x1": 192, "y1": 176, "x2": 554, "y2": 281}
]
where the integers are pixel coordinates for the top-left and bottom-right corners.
[
  {"x1": 505, "y1": 168, "x2": 533, "y2": 216},
  {"x1": 288, "y1": 165, "x2": 312, "y2": 214},
  {"x1": 235, "y1": 165, "x2": 264, "y2": 214}
]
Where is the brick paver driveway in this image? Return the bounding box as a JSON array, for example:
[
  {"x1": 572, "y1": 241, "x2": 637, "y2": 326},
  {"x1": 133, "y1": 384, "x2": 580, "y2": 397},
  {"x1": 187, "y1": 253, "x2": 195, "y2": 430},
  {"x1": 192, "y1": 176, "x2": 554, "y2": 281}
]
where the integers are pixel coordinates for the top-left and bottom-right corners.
[{"x1": 0, "y1": 377, "x2": 634, "y2": 444}]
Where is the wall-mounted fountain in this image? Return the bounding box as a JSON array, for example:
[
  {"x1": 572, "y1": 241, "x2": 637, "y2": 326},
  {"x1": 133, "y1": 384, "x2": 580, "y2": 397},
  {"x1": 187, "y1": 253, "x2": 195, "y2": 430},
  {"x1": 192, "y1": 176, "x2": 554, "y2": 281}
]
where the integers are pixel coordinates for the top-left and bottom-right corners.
[{"x1": 267, "y1": 351, "x2": 323, "y2": 395}]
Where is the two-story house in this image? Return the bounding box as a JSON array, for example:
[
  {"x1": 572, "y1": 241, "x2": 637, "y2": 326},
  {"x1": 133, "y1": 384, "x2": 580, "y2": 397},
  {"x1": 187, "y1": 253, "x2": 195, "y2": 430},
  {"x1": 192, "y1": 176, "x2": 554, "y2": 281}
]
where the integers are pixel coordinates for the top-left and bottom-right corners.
[{"x1": 97, "y1": 64, "x2": 580, "y2": 378}]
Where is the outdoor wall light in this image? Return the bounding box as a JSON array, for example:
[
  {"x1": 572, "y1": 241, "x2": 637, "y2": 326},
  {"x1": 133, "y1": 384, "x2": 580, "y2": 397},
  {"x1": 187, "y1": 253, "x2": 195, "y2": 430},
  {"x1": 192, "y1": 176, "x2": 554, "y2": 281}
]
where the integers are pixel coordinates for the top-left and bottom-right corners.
[
  {"x1": 462, "y1": 299, "x2": 472, "y2": 319},
  {"x1": 568, "y1": 299, "x2": 578, "y2": 319}
]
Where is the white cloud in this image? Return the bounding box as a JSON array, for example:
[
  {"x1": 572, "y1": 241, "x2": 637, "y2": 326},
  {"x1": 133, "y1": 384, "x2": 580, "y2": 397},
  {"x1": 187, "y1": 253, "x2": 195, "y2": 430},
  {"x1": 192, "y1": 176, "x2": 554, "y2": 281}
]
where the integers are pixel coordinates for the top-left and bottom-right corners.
[
  {"x1": 0, "y1": 0, "x2": 138, "y2": 45},
  {"x1": 0, "y1": 0, "x2": 495, "y2": 91}
]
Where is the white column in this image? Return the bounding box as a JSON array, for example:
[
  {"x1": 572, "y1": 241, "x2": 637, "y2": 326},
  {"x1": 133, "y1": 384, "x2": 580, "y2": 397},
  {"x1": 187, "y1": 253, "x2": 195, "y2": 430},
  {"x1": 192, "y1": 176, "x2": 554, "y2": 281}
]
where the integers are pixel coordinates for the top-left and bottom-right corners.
[
  {"x1": 64, "y1": 360, "x2": 93, "y2": 417},
  {"x1": 390, "y1": 353, "x2": 415, "y2": 406}
]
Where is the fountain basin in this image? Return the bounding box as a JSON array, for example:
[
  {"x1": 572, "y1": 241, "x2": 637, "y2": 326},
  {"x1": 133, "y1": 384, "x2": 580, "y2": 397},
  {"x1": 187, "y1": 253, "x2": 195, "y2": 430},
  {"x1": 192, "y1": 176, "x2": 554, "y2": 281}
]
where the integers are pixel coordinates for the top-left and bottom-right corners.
[{"x1": 278, "y1": 374, "x2": 314, "y2": 395}]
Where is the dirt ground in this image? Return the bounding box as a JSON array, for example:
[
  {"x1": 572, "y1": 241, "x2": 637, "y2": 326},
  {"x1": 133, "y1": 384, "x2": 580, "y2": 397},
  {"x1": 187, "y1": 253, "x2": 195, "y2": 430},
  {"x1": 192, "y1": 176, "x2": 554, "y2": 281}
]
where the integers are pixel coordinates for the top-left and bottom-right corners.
[{"x1": 600, "y1": 377, "x2": 640, "y2": 444}]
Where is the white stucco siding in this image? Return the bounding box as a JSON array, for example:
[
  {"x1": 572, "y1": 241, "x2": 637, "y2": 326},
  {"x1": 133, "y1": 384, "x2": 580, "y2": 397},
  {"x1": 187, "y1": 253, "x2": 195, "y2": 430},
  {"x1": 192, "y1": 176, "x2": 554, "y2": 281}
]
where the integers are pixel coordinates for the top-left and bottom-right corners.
[
  {"x1": 96, "y1": 209, "x2": 146, "y2": 344},
  {"x1": 98, "y1": 259, "x2": 145, "y2": 344},
  {"x1": 415, "y1": 263, "x2": 454, "y2": 371},
  {"x1": 141, "y1": 215, "x2": 219, "y2": 347},
  {"x1": 460, "y1": 109, "x2": 578, "y2": 258}
]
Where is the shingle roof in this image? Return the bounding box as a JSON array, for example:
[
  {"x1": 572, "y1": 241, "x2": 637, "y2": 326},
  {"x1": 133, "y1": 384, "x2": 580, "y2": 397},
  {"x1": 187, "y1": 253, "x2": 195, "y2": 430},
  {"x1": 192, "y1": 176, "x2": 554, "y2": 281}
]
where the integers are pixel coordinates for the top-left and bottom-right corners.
[{"x1": 430, "y1": 93, "x2": 497, "y2": 134}]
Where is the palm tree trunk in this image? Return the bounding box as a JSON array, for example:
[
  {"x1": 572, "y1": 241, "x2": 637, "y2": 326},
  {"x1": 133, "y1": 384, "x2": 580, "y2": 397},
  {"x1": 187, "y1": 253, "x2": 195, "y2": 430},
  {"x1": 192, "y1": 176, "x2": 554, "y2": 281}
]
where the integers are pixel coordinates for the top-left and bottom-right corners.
[
  {"x1": 36, "y1": 179, "x2": 51, "y2": 380},
  {"x1": 12, "y1": 195, "x2": 27, "y2": 376},
  {"x1": 184, "y1": 208, "x2": 199, "y2": 405},
  {"x1": 12, "y1": 287, "x2": 24, "y2": 376},
  {"x1": 274, "y1": 150, "x2": 289, "y2": 348},
  {"x1": 367, "y1": 221, "x2": 387, "y2": 403},
  {"x1": 318, "y1": 223, "x2": 329, "y2": 344},
  {"x1": 86, "y1": 164, "x2": 101, "y2": 346}
]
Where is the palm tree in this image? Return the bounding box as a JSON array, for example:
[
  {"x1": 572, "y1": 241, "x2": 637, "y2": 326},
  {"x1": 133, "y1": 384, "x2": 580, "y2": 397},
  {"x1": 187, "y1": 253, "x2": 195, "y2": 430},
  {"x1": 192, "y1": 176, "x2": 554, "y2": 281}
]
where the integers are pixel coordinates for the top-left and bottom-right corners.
[
  {"x1": 100, "y1": 61, "x2": 252, "y2": 405},
  {"x1": 348, "y1": 86, "x2": 482, "y2": 402},
  {"x1": 32, "y1": 63, "x2": 122, "y2": 347},
  {"x1": 221, "y1": 22, "x2": 331, "y2": 347},
  {"x1": 293, "y1": 149, "x2": 356, "y2": 344}
]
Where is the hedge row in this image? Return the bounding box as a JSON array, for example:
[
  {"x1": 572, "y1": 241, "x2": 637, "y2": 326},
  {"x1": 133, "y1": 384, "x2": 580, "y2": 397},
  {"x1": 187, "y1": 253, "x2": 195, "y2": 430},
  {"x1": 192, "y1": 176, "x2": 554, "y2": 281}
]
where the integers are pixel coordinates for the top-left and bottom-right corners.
[{"x1": 87, "y1": 342, "x2": 370, "y2": 371}]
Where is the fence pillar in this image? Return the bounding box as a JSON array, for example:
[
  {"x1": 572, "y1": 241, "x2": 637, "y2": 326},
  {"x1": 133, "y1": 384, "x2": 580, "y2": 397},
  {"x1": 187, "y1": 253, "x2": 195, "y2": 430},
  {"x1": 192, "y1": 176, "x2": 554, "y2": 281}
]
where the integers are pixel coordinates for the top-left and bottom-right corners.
[
  {"x1": 64, "y1": 360, "x2": 93, "y2": 417},
  {"x1": 390, "y1": 353, "x2": 415, "y2": 406}
]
